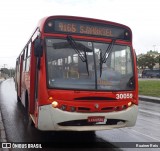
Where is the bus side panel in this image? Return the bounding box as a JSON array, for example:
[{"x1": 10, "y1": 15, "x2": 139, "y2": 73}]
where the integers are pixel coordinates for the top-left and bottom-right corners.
[
  {"x1": 24, "y1": 71, "x2": 30, "y2": 97},
  {"x1": 15, "y1": 60, "x2": 19, "y2": 91},
  {"x1": 21, "y1": 71, "x2": 26, "y2": 106},
  {"x1": 17, "y1": 55, "x2": 24, "y2": 99}
]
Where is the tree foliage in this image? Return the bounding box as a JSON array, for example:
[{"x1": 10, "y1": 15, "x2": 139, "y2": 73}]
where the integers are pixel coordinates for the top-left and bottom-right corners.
[
  {"x1": 137, "y1": 55, "x2": 146, "y2": 69},
  {"x1": 137, "y1": 54, "x2": 156, "y2": 69},
  {"x1": 145, "y1": 55, "x2": 156, "y2": 69},
  {"x1": 0, "y1": 68, "x2": 15, "y2": 77},
  {"x1": 0, "y1": 68, "x2": 9, "y2": 75},
  {"x1": 155, "y1": 55, "x2": 160, "y2": 64}
]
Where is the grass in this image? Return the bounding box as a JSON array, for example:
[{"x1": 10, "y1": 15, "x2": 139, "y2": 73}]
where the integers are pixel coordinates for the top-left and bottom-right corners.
[{"x1": 138, "y1": 80, "x2": 160, "y2": 97}]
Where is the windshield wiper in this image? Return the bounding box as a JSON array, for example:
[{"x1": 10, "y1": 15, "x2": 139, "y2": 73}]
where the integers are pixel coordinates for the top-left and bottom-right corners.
[
  {"x1": 66, "y1": 35, "x2": 89, "y2": 76},
  {"x1": 99, "y1": 39, "x2": 116, "y2": 77}
]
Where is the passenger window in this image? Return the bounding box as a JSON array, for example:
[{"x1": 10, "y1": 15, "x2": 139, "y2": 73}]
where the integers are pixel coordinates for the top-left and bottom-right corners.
[{"x1": 25, "y1": 42, "x2": 31, "y2": 71}]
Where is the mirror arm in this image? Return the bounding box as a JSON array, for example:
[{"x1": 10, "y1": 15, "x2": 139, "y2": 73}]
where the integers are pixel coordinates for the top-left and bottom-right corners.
[{"x1": 34, "y1": 38, "x2": 43, "y2": 58}]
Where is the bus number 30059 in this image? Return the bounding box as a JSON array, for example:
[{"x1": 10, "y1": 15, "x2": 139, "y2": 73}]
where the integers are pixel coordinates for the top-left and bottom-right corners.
[{"x1": 116, "y1": 93, "x2": 133, "y2": 99}]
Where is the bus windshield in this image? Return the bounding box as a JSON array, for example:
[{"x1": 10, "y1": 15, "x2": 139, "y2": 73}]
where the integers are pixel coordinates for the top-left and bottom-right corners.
[{"x1": 46, "y1": 38, "x2": 134, "y2": 90}]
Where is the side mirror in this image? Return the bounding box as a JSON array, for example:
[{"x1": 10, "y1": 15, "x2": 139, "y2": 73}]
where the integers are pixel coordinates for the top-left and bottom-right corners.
[{"x1": 34, "y1": 38, "x2": 43, "y2": 57}]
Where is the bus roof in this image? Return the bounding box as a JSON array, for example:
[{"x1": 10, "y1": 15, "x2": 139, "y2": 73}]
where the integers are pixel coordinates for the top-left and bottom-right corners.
[
  {"x1": 37, "y1": 15, "x2": 132, "y2": 41},
  {"x1": 38, "y1": 15, "x2": 131, "y2": 29}
]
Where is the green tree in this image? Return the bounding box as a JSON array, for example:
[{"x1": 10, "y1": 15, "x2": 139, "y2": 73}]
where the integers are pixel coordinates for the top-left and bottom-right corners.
[
  {"x1": 137, "y1": 54, "x2": 156, "y2": 70},
  {"x1": 137, "y1": 55, "x2": 146, "y2": 69},
  {"x1": 145, "y1": 55, "x2": 156, "y2": 70},
  {"x1": 147, "y1": 50, "x2": 159, "y2": 55},
  {"x1": 155, "y1": 55, "x2": 160, "y2": 69},
  {"x1": 1, "y1": 68, "x2": 9, "y2": 75}
]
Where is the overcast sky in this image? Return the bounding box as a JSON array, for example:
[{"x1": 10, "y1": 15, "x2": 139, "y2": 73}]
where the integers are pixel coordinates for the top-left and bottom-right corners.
[{"x1": 0, "y1": 0, "x2": 160, "y2": 68}]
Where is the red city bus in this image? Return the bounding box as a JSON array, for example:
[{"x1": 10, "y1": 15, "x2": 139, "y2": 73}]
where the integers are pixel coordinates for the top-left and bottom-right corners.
[{"x1": 15, "y1": 16, "x2": 138, "y2": 131}]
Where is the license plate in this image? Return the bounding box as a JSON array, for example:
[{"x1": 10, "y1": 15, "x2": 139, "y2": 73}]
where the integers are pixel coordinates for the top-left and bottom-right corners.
[{"x1": 88, "y1": 116, "x2": 105, "y2": 123}]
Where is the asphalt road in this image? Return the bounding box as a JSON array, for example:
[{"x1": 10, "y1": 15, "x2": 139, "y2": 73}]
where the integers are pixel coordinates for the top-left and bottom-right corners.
[{"x1": 0, "y1": 79, "x2": 160, "y2": 151}]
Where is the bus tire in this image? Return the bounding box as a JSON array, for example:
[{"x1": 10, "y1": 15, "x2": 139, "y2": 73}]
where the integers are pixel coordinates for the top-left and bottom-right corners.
[
  {"x1": 17, "y1": 85, "x2": 21, "y2": 102},
  {"x1": 17, "y1": 95, "x2": 21, "y2": 102},
  {"x1": 25, "y1": 92, "x2": 35, "y2": 127},
  {"x1": 25, "y1": 91, "x2": 29, "y2": 112}
]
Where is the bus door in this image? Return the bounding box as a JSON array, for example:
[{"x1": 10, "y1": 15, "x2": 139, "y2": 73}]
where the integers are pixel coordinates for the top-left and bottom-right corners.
[
  {"x1": 34, "y1": 38, "x2": 43, "y2": 100},
  {"x1": 29, "y1": 42, "x2": 36, "y2": 114},
  {"x1": 30, "y1": 38, "x2": 43, "y2": 116},
  {"x1": 18, "y1": 54, "x2": 24, "y2": 98},
  {"x1": 35, "y1": 57, "x2": 39, "y2": 103}
]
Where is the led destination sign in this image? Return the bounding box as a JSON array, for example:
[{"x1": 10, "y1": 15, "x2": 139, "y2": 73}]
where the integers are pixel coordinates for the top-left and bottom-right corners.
[
  {"x1": 56, "y1": 21, "x2": 114, "y2": 37},
  {"x1": 44, "y1": 19, "x2": 131, "y2": 40}
]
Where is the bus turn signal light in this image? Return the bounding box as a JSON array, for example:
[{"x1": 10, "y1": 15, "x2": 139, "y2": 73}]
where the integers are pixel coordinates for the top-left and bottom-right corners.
[{"x1": 49, "y1": 97, "x2": 53, "y2": 101}]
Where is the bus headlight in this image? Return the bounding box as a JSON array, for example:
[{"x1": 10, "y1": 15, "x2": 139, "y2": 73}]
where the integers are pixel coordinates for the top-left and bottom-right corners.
[
  {"x1": 128, "y1": 102, "x2": 132, "y2": 107},
  {"x1": 52, "y1": 101, "x2": 58, "y2": 108}
]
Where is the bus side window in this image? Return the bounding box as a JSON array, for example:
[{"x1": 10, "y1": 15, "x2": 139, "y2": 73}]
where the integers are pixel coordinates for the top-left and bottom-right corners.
[
  {"x1": 23, "y1": 47, "x2": 28, "y2": 71},
  {"x1": 23, "y1": 49, "x2": 26, "y2": 72},
  {"x1": 26, "y1": 42, "x2": 31, "y2": 72},
  {"x1": 27, "y1": 42, "x2": 31, "y2": 57}
]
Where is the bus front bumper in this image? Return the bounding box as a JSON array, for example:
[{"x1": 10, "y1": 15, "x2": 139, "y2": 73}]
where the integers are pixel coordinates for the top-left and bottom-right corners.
[{"x1": 37, "y1": 104, "x2": 138, "y2": 131}]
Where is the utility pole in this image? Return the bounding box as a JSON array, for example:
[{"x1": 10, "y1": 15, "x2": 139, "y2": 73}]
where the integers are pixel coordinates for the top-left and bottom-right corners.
[
  {"x1": 153, "y1": 45, "x2": 156, "y2": 51},
  {"x1": 3, "y1": 64, "x2": 7, "y2": 68}
]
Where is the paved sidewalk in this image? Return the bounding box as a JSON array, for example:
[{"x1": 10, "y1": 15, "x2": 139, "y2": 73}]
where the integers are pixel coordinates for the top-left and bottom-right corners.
[
  {"x1": 0, "y1": 111, "x2": 7, "y2": 143},
  {"x1": 0, "y1": 108, "x2": 9, "y2": 151},
  {"x1": 0, "y1": 79, "x2": 7, "y2": 141},
  {"x1": 0, "y1": 79, "x2": 8, "y2": 151}
]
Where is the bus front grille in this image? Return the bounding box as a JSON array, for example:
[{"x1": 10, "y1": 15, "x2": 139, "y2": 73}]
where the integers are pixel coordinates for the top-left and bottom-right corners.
[{"x1": 58, "y1": 119, "x2": 126, "y2": 126}]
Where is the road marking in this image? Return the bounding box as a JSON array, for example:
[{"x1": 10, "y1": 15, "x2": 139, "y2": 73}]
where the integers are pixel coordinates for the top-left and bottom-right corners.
[
  {"x1": 137, "y1": 117, "x2": 160, "y2": 125},
  {"x1": 130, "y1": 129, "x2": 160, "y2": 141},
  {"x1": 139, "y1": 109, "x2": 160, "y2": 117}
]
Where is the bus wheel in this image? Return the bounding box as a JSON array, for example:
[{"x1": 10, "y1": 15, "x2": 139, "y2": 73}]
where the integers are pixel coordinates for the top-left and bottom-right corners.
[
  {"x1": 17, "y1": 85, "x2": 21, "y2": 102},
  {"x1": 25, "y1": 92, "x2": 35, "y2": 127},
  {"x1": 25, "y1": 91, "x2": 29, "y2": 112},
  {"x1": 17, "y1": 95, "x2": 21, "y2": 102}
]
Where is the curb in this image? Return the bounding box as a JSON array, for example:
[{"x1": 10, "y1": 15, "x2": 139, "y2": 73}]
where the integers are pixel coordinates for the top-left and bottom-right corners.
[
  {"x1": 139, "y1": 95, "x2": 160, "y2": 104},
  {"x1": 0, "y1": 111, "x2": 7, "y2": 142},
  {"x1": 0, "y1": 80, "x2": 9, "y2": 151}
]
